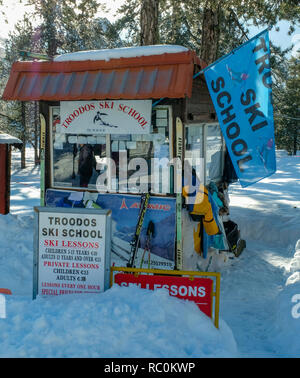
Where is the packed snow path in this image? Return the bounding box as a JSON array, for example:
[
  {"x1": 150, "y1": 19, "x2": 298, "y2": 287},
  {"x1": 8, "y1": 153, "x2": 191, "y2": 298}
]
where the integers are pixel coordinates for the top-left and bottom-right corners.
[{"x1": 220, "y1": 151, "x2": 300, "y2": 357}]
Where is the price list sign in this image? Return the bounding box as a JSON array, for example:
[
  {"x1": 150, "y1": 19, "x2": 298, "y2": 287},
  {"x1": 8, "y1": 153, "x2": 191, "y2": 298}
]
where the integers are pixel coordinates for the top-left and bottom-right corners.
[{"x1": 33, "y1": 207, "x2": 111, "y2": 299}]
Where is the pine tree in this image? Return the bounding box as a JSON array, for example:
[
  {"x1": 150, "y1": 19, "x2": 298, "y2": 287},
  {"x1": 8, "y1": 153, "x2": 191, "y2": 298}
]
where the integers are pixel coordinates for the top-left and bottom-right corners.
[
  {"x1": 26, "y1": 0, "x2": 63, "y2": 57},
  {"x1": 274, "y1": 56, "x2": 300, "y2": 154},
  {"x1": 140, "y1": 0, "x2": 159, "y2": 45},
  {"x1": 1, "y1": 15, "x2": 39, "y2": 168}
]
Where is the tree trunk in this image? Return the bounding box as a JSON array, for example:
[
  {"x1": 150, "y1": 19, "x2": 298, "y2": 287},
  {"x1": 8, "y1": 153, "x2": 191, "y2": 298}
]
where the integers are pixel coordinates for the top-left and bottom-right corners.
[
  {"x1": 200, "y1": 2, "x2": 221, "y2": 64},
  {"x1": 140, "y1": 0, "x2": 159, "y2": 46},
  {"x1": 293, "y1": 125, "x2": 298, "y2": 155}
]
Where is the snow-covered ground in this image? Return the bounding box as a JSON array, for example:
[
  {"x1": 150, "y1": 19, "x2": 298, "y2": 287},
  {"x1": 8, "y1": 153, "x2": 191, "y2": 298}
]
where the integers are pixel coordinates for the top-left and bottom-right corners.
[{"x1": 0, "y1": 147, "x2": 299, "y2": 358}]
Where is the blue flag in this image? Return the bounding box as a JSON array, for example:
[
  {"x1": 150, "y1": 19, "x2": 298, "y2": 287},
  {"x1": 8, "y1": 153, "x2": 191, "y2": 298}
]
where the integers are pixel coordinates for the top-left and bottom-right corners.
[{"x1": 204, "y1": 29, "x2": 276, "y2": 187}]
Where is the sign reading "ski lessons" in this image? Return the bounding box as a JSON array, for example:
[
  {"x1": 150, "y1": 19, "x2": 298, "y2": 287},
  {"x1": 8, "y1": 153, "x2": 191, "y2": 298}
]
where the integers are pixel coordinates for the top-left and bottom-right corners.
[
  {"x1": 59, "y1": 100, "x2": 152, "y2": 135},
  {"x1": 33, "y1": 207, "x2": 111, "y2": 299},
  {"x1": 114, "y1": 273, "x2": 214, "y2": 318}
]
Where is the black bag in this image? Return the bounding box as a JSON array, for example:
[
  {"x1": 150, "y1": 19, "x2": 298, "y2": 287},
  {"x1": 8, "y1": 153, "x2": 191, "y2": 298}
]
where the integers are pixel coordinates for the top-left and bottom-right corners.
[
  {"x1": 223, "y1": 220, "x2": 246, "y2": 257},
  {"x1": 222, "y1": 150, "x2": 238, "y2": 184}
]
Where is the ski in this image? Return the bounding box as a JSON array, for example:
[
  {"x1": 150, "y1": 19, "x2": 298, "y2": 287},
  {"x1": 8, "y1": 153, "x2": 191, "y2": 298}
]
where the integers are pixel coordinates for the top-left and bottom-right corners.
[
  {"x1": 127, "y1": 192, "x2": 150, "y2": 268},
  {"x1": 176, "y1": 117, "x2": 183, "y2": 270},
  {"x1": 39, "y1": 114, "x2": 46, "y2": 206},
  {"x1": 140, "y1": 220, "x2": 155, "y2": 269}
]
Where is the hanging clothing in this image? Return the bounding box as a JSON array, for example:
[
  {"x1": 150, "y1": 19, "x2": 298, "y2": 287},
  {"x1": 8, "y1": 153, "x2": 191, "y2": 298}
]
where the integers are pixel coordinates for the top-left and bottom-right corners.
[{"x1": 78, "y1": 144, "x2": 96, "y2": 187}]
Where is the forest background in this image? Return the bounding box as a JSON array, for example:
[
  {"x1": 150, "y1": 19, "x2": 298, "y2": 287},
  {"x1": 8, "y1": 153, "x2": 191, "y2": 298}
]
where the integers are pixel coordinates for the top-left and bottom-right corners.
[{"x1": 0, "y1": 0, "x2": 299, "y2": 168}]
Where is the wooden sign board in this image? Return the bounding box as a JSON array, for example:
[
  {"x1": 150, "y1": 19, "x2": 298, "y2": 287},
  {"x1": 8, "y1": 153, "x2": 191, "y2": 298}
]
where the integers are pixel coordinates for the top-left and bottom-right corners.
[{"x1": 33, "y1": 207, "x2": 111, "y2": 299}]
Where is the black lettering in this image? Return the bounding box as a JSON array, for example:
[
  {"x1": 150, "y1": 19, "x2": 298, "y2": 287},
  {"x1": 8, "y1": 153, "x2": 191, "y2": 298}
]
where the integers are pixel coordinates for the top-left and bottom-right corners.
[
  {"x1": 253, "y1": 37, "x2": 267, "y2": 53},
  {"x1": 255, "y1": 54, "x2": 270, "y2": 74},
  {"x1": 232, "y1": 139, "x2": 248, "y2": 156},
  {"x1": 42, "y1": 227, "x2": 48, "y2": 236},
  {"x1": 262, "y1": 71, "x2": 272, "y2": 89},
  {"x1": 240, "y1": 89, "x2": 256, "y2": 106},
  {"x1": 252, "y1": 120, "x2": 268, "y2": 132},
  {"x1": 226, "y1": 122, "x2": 240, "y2": 139},
  {"x1": 221, "y1": 105, "x2": 236, "y2": 124},
  {"x1": 244, "y1": 103, "x2": 265, "y2": 125},
  {"x1": 217, "y1": 91, "x2": 231, "y2": 108},
  {"x1": 237, "y1": 155, "x2": 253, "y2": 172},
  {"x1": 211, "y1": 76, "x2": 225, "y2": 93}
]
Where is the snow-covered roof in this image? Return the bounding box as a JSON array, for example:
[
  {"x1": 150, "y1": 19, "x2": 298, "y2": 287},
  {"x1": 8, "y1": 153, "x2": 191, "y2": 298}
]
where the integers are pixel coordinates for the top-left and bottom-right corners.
[
  {"x1": 0, "y1": 133, "x2": 22, "y2": 145},
  {"x1": 54, "y1": 45, "x2": 189, "y2": 62},
  {"x1": 2, "y1": 46, "x2": 203, "y2": 101}
]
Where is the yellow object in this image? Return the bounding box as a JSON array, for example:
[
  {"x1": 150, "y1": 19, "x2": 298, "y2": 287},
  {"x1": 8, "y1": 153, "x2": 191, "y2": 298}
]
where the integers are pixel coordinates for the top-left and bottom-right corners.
[{"x1": 183, "y1": 184, "x2": 219, "y2": 236}]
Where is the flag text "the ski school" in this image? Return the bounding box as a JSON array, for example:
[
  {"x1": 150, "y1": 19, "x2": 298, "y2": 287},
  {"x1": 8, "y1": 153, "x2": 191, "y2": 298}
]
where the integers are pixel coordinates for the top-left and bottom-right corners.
[{"x1": 210, "y1": 36, "x2": 271, "y2": 173}]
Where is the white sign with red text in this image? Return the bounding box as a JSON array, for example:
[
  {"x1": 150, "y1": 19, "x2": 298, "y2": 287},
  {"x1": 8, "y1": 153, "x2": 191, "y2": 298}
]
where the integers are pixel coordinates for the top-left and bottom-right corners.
[
  {"x1": 34, "y1": 207, "x2": 111, "y2": 298},
  {"x1": 59, "y1": 100, "x2": 152, "y2": 134}
]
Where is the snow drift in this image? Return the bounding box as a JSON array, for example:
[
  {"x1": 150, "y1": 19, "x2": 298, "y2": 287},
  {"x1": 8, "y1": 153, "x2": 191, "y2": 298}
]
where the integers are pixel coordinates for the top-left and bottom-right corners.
[{"x1": 1, "y1": 147, "x2": 300, "y2": 357}]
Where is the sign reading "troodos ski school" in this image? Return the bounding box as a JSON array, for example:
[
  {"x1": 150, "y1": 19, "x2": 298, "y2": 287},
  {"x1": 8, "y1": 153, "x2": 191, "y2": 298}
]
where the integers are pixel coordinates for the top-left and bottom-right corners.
[
  {"x1": 33, "y1": 207, "x2": 111, "y2": 299},
  {"x1": 59, "y1": 100, "x2": 152, "y2": 135}
]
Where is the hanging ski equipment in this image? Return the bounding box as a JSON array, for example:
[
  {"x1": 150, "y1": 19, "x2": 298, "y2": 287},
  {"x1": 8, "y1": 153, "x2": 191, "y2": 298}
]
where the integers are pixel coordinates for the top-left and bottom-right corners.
[
  {"x1": 176, "y1": 117, "x2": 183, "y2": 270},
  {"x1": 40, "y1": 114, "x2": 46, "y2": 206},
  {"x1": 140, "y1": 220, "x2": 155, "y2": 269},
  {"x1": 127, "y1": 192, "x2": 150, "y2": 268}
]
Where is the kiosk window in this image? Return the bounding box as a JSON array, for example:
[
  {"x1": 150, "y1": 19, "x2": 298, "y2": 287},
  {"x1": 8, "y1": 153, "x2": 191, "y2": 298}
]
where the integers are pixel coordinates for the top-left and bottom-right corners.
[
  {"x1": 50, "y1": 106, "x2": 172, "y2": 194},
  {"x1": 185, "y1": 123, "x2": 224, "y2": 185},
  {"x1": 206, "y1": 124, "x2": 223, "y2": 183}
]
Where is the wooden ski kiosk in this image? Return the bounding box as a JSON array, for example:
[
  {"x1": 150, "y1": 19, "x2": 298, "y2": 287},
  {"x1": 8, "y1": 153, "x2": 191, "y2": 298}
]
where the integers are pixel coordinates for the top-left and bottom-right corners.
[{"x1": 2, "y1": 46, "x2": 234, "y2": 272}]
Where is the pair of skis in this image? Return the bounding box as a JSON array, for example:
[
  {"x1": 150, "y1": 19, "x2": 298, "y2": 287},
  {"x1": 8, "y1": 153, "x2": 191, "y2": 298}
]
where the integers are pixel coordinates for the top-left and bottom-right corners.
[
  {"x1": 176, "y1": 117, "x2": 183, "y2": 270},
  {"x1": 40, "y1": 114, "x2": 46, "y2": 206},
  {"x1": 128, "y1": 118, "x2": 183, "y2": 270},
  {"x1": 140, "y1": 220, "x2": 155, "y2": 269},
  {"x1": 127, "y1": 192, "x2": 151, "y2": 268}
]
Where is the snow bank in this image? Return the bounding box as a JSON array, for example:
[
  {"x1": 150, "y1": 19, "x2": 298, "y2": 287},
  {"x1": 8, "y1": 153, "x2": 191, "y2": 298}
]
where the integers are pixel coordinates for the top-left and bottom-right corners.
[
  {"x1": 0, "y1": 286, "x2": 238, "y2": 358},
  {"x1": 0, "y1": 214, "x2": 34, "y2": 295},
  {"x1": 0, "y1": 133, "x2": 22, "y2": 144},
  {"x1": 229, "y1": 153, "x2": 300, "y2": 249},
  {"x1": 271, "y1": 239, "x2": 300, "y2": 357},
  {"x1": 0, "y1": 171, "x2": 238, "y2": 358},
  {"x1": 54, "y1": 45, "x2": 189, "y2": 62}
]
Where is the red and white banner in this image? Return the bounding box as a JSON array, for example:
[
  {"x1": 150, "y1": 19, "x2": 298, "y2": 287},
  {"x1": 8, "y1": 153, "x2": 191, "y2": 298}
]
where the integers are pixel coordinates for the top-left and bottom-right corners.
[{"x1": 114, "y1": 273, "x2": 213, "y2": 317}]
